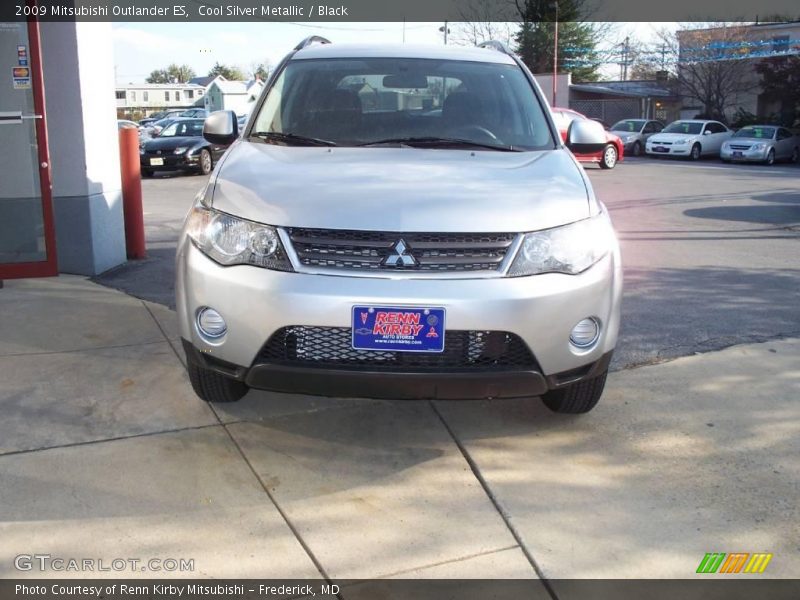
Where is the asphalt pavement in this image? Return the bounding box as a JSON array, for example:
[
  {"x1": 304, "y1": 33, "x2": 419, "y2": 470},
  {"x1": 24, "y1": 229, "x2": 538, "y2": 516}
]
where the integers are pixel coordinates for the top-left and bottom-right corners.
[{"x1": 94, "y1": 156, "x2": 800, "y2": 371}]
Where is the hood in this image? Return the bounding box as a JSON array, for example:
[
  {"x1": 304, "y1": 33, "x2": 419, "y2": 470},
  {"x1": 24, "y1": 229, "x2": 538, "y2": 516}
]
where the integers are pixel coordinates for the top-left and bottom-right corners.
[
  {"x1": 209, "y1": 142, "x2": 592, "y2": 233},
  {"x1": 650, "y1": 132, "x2": 701, "y2": 142},
  {"x1": 144, "y1": 136, "x2": 202, "y2": 152}
]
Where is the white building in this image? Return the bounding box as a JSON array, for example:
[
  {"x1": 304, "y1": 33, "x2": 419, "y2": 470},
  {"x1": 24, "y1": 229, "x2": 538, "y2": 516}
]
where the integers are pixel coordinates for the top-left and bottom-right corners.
[
  {"x1": 115, "y1": 83, "x2": 205, "y2": 118},
  {"x1": 204, "y1": 79, "x2": 264, "y2": 115}
]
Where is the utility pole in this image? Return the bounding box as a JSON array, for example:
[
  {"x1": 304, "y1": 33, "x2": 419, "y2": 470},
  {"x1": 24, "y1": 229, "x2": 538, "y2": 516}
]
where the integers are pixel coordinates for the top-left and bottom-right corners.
[
  {"x1": 439, "y1": 21, "x2": 449, "y2": 45},
  {"x1": 552, "y1": 1, "x2": 558, "y2": 106},
  {"x1": 622, "y1": 36, "x2": 630, "y2": 81}
]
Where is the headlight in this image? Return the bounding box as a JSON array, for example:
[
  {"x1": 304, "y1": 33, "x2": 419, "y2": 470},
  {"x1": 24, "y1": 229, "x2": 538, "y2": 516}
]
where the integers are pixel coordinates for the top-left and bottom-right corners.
[
  {"x1": 673, "y1": 138, "x2": 687, "y2": 144},
  {"x1": 507, "y1": 212, "x2": 616, "y2": 277},
  {"x1": 751, "y1": 143, "x2": 766, "y2": 151},
  {"x1": 139, "y1": 146, "x2": 146, "y2": 155},
  {"x1": 186, "y1": 207, "x2": 293, "y2": 271},
  {"x1": 174, "y1": 147, "x2": 188, "y2": 154}
]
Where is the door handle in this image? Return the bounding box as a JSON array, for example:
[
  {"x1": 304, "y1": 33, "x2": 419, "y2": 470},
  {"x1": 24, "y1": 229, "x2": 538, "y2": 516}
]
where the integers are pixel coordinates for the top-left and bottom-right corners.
[{"x1": 0, "y1": 111, "x2": 42, "y2": 124}]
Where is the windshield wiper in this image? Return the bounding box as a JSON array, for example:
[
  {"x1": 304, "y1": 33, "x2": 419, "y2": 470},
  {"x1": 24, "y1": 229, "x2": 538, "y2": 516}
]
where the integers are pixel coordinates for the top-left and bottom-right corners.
[
  {"x1": 357, "y1": 136, "x2": 520, "y2": 152},
  {"x1": 250, "y1": 131, "x2": 337, "y2": 147}
]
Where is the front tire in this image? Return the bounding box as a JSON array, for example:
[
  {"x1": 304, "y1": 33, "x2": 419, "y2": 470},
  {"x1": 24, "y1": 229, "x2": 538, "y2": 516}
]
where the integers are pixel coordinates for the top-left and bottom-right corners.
[
  {"x1": 631, "y1": 141, "x2": 642, "y2": 157},
  {"x1": 790, "y1": 147, "x2": 799, "y2": 164},
  {"x1": 764, "y1": 149, "x2": 775, "y2": 166},
  {"x1": 199, "y1": 149, "x2": 213, "y2": 175},
  {"x1": 599, "y1": 144, "x2": 618, "y2": 169},
  {"x1": 541, "y1": 370, "x2": 608, "y2": 414},
  {"x1": 187, "y1": 362, "x2": 248, "y2": 403},
  {"x1": 690, "y1": 143, "x2": 701, "y2": 161}
]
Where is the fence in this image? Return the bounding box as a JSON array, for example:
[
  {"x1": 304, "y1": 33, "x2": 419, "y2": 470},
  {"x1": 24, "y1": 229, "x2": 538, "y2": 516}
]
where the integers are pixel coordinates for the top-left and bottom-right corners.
[{"x1": 569, "y1": 98, "x2": 642, "y2": 124}]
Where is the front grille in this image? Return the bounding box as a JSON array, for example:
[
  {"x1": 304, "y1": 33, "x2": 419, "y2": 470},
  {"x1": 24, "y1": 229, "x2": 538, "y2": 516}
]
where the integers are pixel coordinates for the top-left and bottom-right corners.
[
  {"x1": 730, "y1": 144, "x2": 751, "y2": 150},
  {"x1": 257, "y1": 326, "x2": 538, "y2": 372},
  {"x1": 287, "y1": 228, "x2": 516, "y2": 273},
  {"x1": 652, "y1": 141, "x2": 672, "y2": 145}
]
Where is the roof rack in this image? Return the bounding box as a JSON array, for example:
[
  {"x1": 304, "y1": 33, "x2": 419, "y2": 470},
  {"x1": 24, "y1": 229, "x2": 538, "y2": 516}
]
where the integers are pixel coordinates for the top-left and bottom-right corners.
[
  {"x1": 477, "y1": 40, "x2": 512, "y2": 55},
  {"x1": 294, "y1": 36, "x2": 332, "y2": 51}
]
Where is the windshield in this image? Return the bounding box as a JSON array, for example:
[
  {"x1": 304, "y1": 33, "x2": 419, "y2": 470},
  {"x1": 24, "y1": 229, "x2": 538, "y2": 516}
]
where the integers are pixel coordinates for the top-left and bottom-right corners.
[
  {"x1": 663, "y1": 122, "x2": 703, "y2": 135},
  {"x1": 611, "y1": 119, "x2": 645, "y2": 132},
  {"x1": 250, "y1": 57, "x2": 554, "y2": 150},
  {"x1": 158, "y1": 120, "x2": 204, "y2": 137},
  {"x1": 733, "y1": 126, "x2": 775, "y2": 139}
]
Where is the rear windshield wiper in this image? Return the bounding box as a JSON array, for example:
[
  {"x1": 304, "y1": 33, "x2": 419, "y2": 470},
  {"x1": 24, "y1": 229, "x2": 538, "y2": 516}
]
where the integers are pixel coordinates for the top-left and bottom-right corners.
[
  {"x1": 250, "y1": 131, "x2": 337, "y2": 147},
  {"x1": 358, "y1": 136, "x2": 520, "y2": 152}
]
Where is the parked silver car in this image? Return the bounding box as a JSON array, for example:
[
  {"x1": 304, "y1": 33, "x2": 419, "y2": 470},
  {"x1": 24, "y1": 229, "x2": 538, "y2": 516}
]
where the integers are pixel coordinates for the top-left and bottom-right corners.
[
  {"x1": 610, "y1": 119, "x2": 664, "y2": 156},
  {"x1": 720, "y1": 125, "x2": 799, "y2": 165},
  {"x1": 176, "y1": 39, "x2": 622, "y2": 414}
]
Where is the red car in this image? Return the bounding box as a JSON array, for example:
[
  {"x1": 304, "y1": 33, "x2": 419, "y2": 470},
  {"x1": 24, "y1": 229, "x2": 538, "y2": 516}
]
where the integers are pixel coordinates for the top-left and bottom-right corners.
[{"x1": 552, "y1": 108, "x2": 624, "y2": 169}]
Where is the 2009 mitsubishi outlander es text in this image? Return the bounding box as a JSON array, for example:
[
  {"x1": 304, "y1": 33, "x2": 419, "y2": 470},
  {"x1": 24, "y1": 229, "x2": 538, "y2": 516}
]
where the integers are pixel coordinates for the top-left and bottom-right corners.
[{"x1": 176, "y1": 37, "x2": 622, "y2": 414}]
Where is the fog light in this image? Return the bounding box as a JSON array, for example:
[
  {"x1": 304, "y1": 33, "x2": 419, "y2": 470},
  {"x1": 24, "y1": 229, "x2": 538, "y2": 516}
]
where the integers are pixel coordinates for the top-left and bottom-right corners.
[
  {"x1": 197, "y1": 307, "x2": 227, "y2": 338},
  {"x1": 570, "y1": 317, "x2": 599, "y2": 348}
]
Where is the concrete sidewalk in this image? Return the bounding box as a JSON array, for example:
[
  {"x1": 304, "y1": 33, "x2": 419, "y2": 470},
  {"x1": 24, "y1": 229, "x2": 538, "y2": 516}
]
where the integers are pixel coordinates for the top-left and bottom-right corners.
[{"x1": 0, "y1": 275, "x2": 797, "y2": 582}]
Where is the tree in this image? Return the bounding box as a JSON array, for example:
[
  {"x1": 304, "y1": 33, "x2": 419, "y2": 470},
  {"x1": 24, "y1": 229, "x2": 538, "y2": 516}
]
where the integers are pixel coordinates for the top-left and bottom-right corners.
[
  {"x1": 449, "y1": 0, "x2": 517, "y2": 47},
  {"x1": 512, "y1": 0, "x2": 605, "y2": 82},
  {"x1": 208, "y1": 62, "x2": 246, "y2": 81},
  {"x1": 665, "y1": 24, "x2": 760, "y2": 122},
  {"x1": 145, "y1": 63, "x2": 195, "y2": 84},
  {"x1": 250, "y1": 61, "x2": 272, "y2": 81},
  {"x1": 755, "y1": 55, "x2": 800, "y2": 126}
]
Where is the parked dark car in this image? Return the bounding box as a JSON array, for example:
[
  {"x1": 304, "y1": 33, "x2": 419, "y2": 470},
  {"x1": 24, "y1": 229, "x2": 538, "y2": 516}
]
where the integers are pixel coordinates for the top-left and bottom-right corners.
[
  {"x1": 139, "y1": 118, "x2": 229, "y2": 177},
  {"x1": 179, "y1": 108, "x2": 209, "y2": 119},
  {"x1": 139, "y1": 109, "x2": 185, "y2": 128}
]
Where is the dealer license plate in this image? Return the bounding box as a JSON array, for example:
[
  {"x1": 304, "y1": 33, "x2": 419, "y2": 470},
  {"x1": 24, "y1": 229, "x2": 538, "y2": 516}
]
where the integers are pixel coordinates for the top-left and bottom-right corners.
[
  {"x1": 352, "y1": 306, "x2": 446, "y2": 353},
  {"x1": 733, "y1": 151, "x2": 743, "y2": 157},
  {"x1": 653, "y1": 146, "x2": 669, "y2": 153},
  {"x1": 149, "y1": 157, "x2": 164, "y2": 166}
]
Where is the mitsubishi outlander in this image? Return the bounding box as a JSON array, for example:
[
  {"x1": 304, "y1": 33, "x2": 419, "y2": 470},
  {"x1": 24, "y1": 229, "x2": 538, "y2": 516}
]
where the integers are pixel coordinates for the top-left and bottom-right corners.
[{"x1": 176, "y1": 38, "x2": 622, "y2": 413}]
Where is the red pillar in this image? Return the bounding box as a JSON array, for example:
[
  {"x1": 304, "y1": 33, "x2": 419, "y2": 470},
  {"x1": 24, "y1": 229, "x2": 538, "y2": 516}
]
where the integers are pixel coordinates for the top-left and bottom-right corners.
[{"x1": 118, "y1": 127, "x2": 146, "y2": 259}]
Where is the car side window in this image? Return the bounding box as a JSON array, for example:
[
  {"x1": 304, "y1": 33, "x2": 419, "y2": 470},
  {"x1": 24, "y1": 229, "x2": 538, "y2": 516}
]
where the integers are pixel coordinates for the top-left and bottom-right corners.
[
  {"x1": 643, "y1": 122, "x2": 655, "y2": 134},
  {"x1": 777, "y1": 128, "x2": 790, "y2": 140}
]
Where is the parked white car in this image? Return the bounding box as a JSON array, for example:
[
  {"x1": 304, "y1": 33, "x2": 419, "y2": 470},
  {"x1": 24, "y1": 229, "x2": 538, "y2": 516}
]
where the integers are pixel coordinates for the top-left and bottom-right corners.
[
  {"x1": 720, "y1": 125, "x2": 800, "y2": 165},
  {"x1": 646, "y1": 120, "x2": 732, "y2": 160}
]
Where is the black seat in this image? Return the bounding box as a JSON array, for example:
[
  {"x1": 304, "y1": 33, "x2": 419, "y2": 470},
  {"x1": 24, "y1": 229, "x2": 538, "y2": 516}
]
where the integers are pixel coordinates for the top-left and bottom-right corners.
[
  {"x1": 441, "y1": 92, "x2": 483, "y2": 132},
  {"x1": 314, "y1": 89, "x2": 363, "y2": 140}
]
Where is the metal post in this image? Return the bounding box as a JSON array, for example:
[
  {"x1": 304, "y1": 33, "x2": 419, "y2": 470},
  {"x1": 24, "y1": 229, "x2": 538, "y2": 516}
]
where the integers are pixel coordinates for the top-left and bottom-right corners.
[{"x1": 118, "y1": 128, "x2": 146, "y2": 259}]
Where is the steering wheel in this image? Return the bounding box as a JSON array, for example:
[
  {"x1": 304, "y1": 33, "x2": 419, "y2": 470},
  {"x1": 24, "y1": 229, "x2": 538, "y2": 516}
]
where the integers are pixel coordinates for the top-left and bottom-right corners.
[{"x1": 450, "y1": 125, "x2": 499, "y2": 142}]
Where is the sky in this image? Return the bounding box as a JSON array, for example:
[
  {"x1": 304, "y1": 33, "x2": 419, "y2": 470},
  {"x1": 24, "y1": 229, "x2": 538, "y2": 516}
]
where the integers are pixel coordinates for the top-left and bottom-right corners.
[{"x1": 111, "y1": 21, "x2": 677, "y2": 84}]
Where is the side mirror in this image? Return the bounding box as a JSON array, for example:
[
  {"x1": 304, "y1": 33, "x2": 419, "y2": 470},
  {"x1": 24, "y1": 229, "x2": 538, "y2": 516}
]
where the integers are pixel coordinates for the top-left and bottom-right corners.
[
  {"x1": 566, "y1": 119, "x2": 607, "y2": 154},
  {"x1": 703, "y1": 130, "x2": 711, "y2": 136},
  {"x1": 204, "y1": 110, "x2": 238, "y2": 145}
]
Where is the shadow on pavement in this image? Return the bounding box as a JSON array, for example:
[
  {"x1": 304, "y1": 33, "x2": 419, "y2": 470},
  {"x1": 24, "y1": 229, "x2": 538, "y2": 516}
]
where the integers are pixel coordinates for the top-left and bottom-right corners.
[{"x1": 93, "y1": 246, "x2": 177, "y2": 309}]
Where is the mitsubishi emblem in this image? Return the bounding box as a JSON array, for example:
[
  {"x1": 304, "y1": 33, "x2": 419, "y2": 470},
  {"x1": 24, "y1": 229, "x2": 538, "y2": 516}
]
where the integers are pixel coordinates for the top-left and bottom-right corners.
[{"x1": 382, "y1": 239, "x2": 418, "y2": 267}]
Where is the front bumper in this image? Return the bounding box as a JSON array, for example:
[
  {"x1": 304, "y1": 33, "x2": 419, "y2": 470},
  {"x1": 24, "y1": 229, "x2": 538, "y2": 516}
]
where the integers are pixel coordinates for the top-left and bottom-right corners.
[
  {"x1": 176, "y1": 239, "x2": 622, "y2": 399},
  {"x1": 720, "y1": 147, "x2": 769, "y2": 162},
  {"x1": 140, "y1": 153, "x2": 197, "y2": 171},
  {"x1": 646, "y1": 144, "x2": 690, "y2": 156}
]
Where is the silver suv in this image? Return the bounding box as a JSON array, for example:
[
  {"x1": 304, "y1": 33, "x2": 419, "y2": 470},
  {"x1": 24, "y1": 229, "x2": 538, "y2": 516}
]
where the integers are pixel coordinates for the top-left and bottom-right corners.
[{"x1": 176, "y1": 38, "x2": 622, "y2": 413}]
